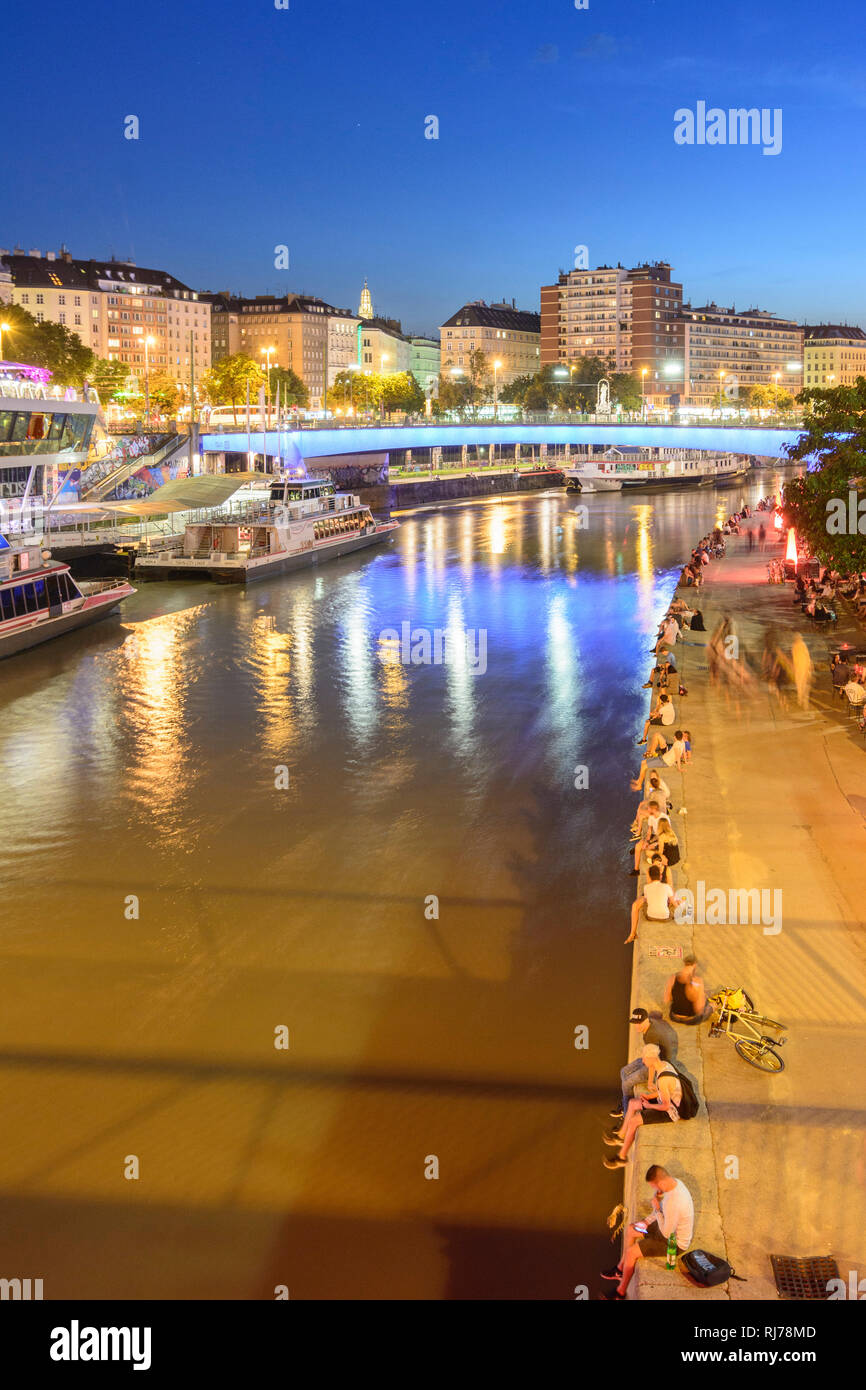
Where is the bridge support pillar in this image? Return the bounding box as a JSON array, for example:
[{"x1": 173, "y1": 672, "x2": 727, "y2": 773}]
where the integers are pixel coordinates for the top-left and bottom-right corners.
[
  {"x1": 488, "y1": 444, "x2": 495, "y2": 467},
  {"x1": 432, "y1": 446, "x2": 442, "y2": 472},
  {"x1": 461, "y1": 444, "x2": 468, "y2": 470}
]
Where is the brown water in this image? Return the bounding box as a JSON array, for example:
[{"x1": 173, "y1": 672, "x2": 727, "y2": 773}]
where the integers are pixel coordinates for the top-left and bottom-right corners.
[{"x1": 0, "y1": 481, "x2": 774, "y2": 1299}]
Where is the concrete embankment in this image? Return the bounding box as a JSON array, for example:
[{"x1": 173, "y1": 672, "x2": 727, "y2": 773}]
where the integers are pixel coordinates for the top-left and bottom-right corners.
[
  {"x1": 626, "y1": 520, "x2": 866, "y2": 1300},
  {"x1": 360, "y1": 467, "x2": 564, "y2": 512}
]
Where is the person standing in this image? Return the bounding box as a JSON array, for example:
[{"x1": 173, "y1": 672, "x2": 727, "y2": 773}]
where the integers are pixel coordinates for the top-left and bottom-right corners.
[{"x1": 791, "y1": 632, "x2": 813, "y2": 710}]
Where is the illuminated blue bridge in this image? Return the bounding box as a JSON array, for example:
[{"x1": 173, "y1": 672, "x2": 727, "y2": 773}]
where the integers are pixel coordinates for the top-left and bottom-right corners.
[{"x1": 199, "y1": 422, "x2": 804, "y2": 465}]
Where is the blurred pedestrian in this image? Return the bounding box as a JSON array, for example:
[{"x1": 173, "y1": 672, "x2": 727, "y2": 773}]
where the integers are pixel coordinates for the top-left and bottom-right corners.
[{"x1": 791, "y1": 633, "x2": 813, "y2": 710}]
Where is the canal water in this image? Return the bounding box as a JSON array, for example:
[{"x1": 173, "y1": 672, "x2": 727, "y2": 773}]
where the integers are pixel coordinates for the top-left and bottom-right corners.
[{"x1": 0, "y1": 480, "x2": 775, "y2": 1299}]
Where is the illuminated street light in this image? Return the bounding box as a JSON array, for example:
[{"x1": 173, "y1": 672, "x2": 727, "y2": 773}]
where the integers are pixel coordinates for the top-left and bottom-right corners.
[
  {"x1": 0, "y1": 321, "x2": 10, "y2": 361},
  {"x1": 260, "y1": 346, "x2": 275, "y2": 426}
]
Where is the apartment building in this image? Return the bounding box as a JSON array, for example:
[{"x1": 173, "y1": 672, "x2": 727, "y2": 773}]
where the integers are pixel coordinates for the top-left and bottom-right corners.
[
  {"x1": 680, "y1": 303, "x2": 803, "y2": 406},
  {"x1": 209, "y1": 292, "x2": 359, "y2": 407},
  {"x1": 803, "y1": 324, "x2": 866, "y2": 389},
  {"x1": 1, "y1": 246, "x2": 211, "y2": 381},
  {"x1": 409, "y1": 336, "x2": 441, "y2": 398},
  {"x1": 440, "y1": 300, "x2": 540, "y2": 384},
  {"x1": 541, "y1": 261, "x2": 684, "y2": 401}
]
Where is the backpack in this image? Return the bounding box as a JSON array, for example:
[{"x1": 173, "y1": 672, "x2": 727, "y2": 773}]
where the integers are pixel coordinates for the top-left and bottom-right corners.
[
  {"x1": 657, "y1": 1065, "x2": 700, "y2": 1120},
  {"x1": 690, "y1": 611, "x2": 706, "y2": 632},
  {"x1": 681, "y1": 1249, "x2": 745, "y2": 1287}
]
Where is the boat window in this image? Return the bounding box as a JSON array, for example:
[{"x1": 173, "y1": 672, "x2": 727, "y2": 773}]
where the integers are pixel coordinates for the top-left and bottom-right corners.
[
  {"x1": 0, "y1": 411, "x2": 15, "y2": 443},
  {"x1": 0, "y1": 587, "x2": 14, "y2": 621}
]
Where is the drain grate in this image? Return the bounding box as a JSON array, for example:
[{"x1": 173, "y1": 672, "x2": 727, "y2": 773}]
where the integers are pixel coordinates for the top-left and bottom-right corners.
[{"x1": 770, "y1": 1254, "x2": 839, "y2": 1300}]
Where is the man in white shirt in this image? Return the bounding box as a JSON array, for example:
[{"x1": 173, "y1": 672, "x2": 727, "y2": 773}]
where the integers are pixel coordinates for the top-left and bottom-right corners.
[
  {"x1": 626, "y1": 864, "x2": 679, "y2": 943},
  {"x1": 601, "y1": 1165, "x2": 695, "y2": 1299},
  {"x1": 630, "y1": 735, "x2": 686, "y2": 790},
  {"x1": 638, "y1": 692, "x2": 676, "y2": 745},
  {"x1": 843, "y1": 678, "x2": 866, "y2": 707}
]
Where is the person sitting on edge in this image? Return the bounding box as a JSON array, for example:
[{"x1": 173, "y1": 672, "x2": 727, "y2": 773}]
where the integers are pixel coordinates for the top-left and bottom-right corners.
[
  {"x1": 637, "y1": 692, "x2": 676, "y2": 745},
  {"x1": 610, "y1": 1008, "x2": 679, "y2": 1123},
  {"x1": 625, "y1": 864, "x2": 680, "y2": 943},
  {"x1": 602, "y1": 1048, "x2": 695, "y2": 1168},
  {"x1": 644, "y1": 726, "x2": 686, "y2": 761},
  {"x1": 630, "y1": 732, "x2": 686, "y2": 790},
  {"x1": 654, "y1": 816, "x2": 680, "y2": 872},
  {"x1": 630, "y1": 796, "x2": 662, "y2": 842},
  {"x1": 630, "y1": 774, "x2": 671, "y2": 834},
  {"x1": 647, "y1": 851, "x2": 671, "y2": 884},
  {"x1": 600, "y1": 1165, "x2": 695, "y2": 1300},
  {"x1": 664, "y1": 955, "x2": 713, "y2": 1025},
  {"x1": 631, "y1": 806, "x2": 664, "y2": 874},
  {"x1": 682, "y1": 730, "x2": 692, "y2": 764}
]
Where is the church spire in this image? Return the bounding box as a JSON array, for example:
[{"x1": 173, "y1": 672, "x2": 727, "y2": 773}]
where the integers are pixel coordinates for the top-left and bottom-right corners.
[{"x1": 358, "y1": 279, "x2": 373, "y2": 320}]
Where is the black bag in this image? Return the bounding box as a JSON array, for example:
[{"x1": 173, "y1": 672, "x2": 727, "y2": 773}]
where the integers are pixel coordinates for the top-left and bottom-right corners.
[
  {"x1": 681, "y1": 1249, "x2": 744, "y2": 1287},
  {"x1": 690, "y1": 611, "x2": 706, "y2": 632},
  {"x1": 658, "y1": 1064, "x2": 700, "y2": 1120}
]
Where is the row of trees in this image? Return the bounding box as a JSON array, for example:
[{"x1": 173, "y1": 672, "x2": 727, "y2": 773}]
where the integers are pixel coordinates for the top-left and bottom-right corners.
[
  {"x1": 432, "y1": 352, "x2": 645, "y2": 416},
  {"x1": 327, "y1": 368, "x2": 426, "y2": 414},
  {"x1": 783, "y1": 378, "x2": 866, "y2": 569}
]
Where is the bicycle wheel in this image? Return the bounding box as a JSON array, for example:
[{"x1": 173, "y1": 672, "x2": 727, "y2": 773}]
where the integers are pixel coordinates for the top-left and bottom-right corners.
[{"x1": 735, "y1": 1038, "x2": 785, "y2": 1072}]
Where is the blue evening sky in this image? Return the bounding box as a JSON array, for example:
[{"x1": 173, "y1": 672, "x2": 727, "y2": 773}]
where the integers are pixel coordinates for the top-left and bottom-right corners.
[{"x1": 4, "y1": 0, "x2": 865, "y2": 334}]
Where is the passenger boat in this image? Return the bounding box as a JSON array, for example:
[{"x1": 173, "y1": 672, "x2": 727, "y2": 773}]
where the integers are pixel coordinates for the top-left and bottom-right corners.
[
  {"x1": 0, "y1": 533, "x2": 135, "y2": 658},
  {"x1": 564, "y1": 451, "x2": 748, "y2": 492},
  {"x1": 134, "y1": 473, "x2": 398, "y2": 583}
]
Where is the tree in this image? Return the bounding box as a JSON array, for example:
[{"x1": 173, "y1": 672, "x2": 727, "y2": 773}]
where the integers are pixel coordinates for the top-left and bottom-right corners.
[
  {"x1": 783, "y1": 378, "x2": 866, "y2": 570},
  {"x1": 382, "y1": 371, "x2": 425, "y2": 415},
  {"x1": 328, "y1": 370, "x2": 382, "y2": 412},
  {"x1": 466, "y1": 347, "x2": 491, "y2": 411},
  {"x1": 201, "y1": 353, "x2": 265, "y2": 421},
  {"x1": 524, "y1": 382, "x2": 550, "y2": 411},
  {"x1": 498, "y1": 374, "x2": 534, "y2": 406},
  {"x1": 0, "y1": 303, "x2": 94, "y2": 386},
  {"x1": 270, "y1": 366, "x2": 309, "y2": 408},
  {"x1": 436, "y1": 371, "x2": 473, "y2": 416},
  {"x1": 609, "y1": 372, "x2": 642, "y2": 410},
  {"x1": 743, "y1": 383, "x2": 794, "y2": 412},
  {"x1": 91, "y1": 357, "x2": 131, "y2": 400},
  {"x1": 147, "y1": 372, "x2": 183, "y2": 419}
]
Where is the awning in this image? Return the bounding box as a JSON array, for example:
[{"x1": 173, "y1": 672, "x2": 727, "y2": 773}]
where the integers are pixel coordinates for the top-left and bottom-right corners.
[{"x1": 101, "y1": 471, "x2": 271, "y2": 516}]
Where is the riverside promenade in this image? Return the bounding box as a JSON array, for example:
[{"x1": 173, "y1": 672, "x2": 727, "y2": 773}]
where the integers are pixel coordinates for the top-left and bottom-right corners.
[{"x1": 626, "y1": 520, "x2": 866, "y2": 1301}]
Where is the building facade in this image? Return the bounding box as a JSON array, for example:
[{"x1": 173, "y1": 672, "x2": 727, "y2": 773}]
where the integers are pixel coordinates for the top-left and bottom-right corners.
[
  {"x1": 680, "y1": 304, "x2": 803, "y2": 407},
  {"x1": 440, "y1": 300, "x2": 540, "y2": 385},
  {"x1": 803, "y1": 324, "x2": 866, "y2": 389},
  {"x1": 410, "y1": 336, "x2": 441, "y2": 398},
  {"x1": 541, "y1": 261, "x2": 684, "y2": 402},
  {"x1": 1, "y1": 247, "x2": 211, "y2": 384},
  {"x1": 209, "y1": 293, "x2": 359, "y2": 408}
]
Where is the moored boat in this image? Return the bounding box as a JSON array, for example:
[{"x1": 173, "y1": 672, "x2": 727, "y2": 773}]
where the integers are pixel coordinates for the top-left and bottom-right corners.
[
  {"x1": 0, "y1": 534, "x2": 135, "y2": 658},
  {"x1": 134, "y1": 474, "x2": 397, "y2": 583}
]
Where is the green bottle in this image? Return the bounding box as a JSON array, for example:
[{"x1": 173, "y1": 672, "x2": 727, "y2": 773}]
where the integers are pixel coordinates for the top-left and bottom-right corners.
[{"x1": 666, "y1": 1230, "x2": 678, "y2": 1270}]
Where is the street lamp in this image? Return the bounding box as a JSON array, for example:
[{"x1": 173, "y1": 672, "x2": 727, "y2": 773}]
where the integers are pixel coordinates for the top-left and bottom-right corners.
[
  {"x1": 144, "y1": 336, "x2": 156, "y2": 427},
  {"x1": 718, "y1": 368, "x2": 725, "y2": 415},
  {"x1": 641, "y1": 367, "x2": 648, "y2": 420},
  {"x1": 493, "y1": 358, "x2": 502, "y2": 417},
  {"x1": 0, "y1": 321, "x2": 10, "y2": 362},
  {"x1": 260, "y1": 346, "x2": 274, "y2": 426}
]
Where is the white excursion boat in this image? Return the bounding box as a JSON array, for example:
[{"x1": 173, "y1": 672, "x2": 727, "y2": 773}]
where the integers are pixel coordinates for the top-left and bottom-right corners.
[
  {"x1": 0, "y1": 533, "x2": 135, "y2": 658},
  {"x1": 564, "y1": 450, "x2": 748, "y2": 492},
  {"x1": 134, "y1": 474, "x2": 398, "y2": 583}
]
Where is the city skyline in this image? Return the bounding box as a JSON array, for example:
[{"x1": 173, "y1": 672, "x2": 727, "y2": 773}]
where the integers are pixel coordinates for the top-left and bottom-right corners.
[{"x1": 5, "y1": 0, "x2": 866, "y2": 334}]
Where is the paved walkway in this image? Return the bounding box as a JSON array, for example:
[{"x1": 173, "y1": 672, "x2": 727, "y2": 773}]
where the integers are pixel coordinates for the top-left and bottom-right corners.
[{"x1": 627, "y1": 521, "x2": 866, "y2": 1300}]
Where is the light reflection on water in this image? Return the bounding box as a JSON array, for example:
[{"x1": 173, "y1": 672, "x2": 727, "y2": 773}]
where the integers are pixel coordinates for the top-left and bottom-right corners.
[{"x1": 0, "y1": 482, "x2": 770, "y2": 1298}]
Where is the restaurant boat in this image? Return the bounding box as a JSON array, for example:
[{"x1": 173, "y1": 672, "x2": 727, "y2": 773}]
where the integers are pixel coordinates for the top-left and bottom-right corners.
[
  {"x1": 564, "y1": 450, "x2": 748, "y2": 492},
  {"x1": 134, "y1": 474, "x2": 398, "y2": 584},
  {"x1": 0, "y1": 533, "x2": 135, "y2": 658}
]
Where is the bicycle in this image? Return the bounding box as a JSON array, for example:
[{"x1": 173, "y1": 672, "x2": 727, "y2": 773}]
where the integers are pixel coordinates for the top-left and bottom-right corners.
[{"x1": 707, "y1": 986, "x2": 788, "y2": 1073}]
